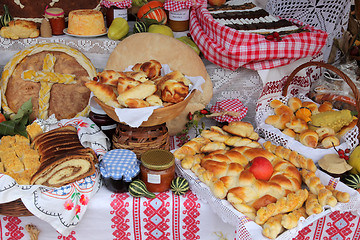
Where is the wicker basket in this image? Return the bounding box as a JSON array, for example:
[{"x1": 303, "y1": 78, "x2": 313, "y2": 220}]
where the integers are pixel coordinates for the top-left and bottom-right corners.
[
  {"x1": 282, "y1": 61, "x2": 360, "y2": 139},
  {"x1": 0, "y1": 199, "x2": 33, "y2": 216},
  {"x1": 112, "y1": 123, "x2": 170, "y2": 158},
  {"x1": 94, "y1": 90, "x2": 196, "y2": 127},
  {"x1": 256, "y1": 61, "x2": 360, "y2": 163}
]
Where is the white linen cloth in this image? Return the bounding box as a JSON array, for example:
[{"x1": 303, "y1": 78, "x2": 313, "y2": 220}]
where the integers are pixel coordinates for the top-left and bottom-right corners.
[{"x1": 0, "y1": 117, "x2": 109, "y2": 236}]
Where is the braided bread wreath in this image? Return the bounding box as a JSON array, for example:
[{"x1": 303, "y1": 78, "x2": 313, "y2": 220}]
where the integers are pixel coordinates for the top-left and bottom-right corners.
[
  {"x1": 1, "y1": 43, "x2": 97, "y2": 120},
  {"x1": 173, "y1": 121, "x2": 350, "y2": 239}
]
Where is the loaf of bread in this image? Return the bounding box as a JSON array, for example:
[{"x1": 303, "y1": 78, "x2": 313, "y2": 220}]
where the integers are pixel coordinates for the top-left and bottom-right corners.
[
  {"x1": 262, "y1": 214, "x2": 284, "y2": 239},
  {"x1": 288, "y1": 97, "x2": 302, "y2": 112},
  {"x1": 281, "y1": 207, "x2": 307, "y2": 230},
  {"x1": 0, "y1": 20, "x2": 39, "y2": 39}
]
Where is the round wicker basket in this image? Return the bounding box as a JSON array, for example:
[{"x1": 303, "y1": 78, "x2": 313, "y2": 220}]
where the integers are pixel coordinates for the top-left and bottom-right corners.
[
  {"x1": 112, "y1": 123, "x2": 170, "y2": 158},
  {"x1": 0, "y1": 199, "x2": 33, "y2": 216},
  {"x1": 94, "y1": 90, "x2": 196, "y2": 127}
]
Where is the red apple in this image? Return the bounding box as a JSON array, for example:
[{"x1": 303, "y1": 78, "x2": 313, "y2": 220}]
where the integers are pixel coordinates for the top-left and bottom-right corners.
[
  {"x1": 249, "y1": 157, "x2": 274, "y2": 181},
  {"x1": 208, "y1": 0, "x2": 226, "y2": 7}
]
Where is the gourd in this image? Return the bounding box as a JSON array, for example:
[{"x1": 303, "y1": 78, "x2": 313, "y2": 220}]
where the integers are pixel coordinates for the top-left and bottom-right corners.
[
  {"x1": 295, "y1": 107, "x2": 312, "y2": 123},
  {"x1": 129, "y1": 179, "x2": 156, "y2": 198},
  {"x1": 170, "y1": 177, "x2": 189, "y2": 195},
  {"x1": 137, "y1": 1, "x2": 167, "y2": 24},
  {"x1": 1, "y1": 5, "x2": 13, "y2": 27},
  {"x1": 310, "y1": 109, "x2": 353, "y2": 132},
  {"x1": 107, "y1": 17, "x2": 129, "y2": 40},
  {"x1": 343, "y1": 174, "x2": 360, "y2": 190},
  {"x1": 133, "y1": 21, "x2": 147, "y2": 34}
]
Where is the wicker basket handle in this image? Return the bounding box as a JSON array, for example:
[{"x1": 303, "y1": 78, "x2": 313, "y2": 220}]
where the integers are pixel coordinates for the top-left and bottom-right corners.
[{"x1": 282, "y1": 61, "x2": 360, "y2": 139}]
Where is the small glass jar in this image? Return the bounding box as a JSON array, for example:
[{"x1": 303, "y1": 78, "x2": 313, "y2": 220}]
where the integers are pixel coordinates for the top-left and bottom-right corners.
[
  {"x1": 89, "y1": 102, "x2": 117, "y2": 141},
  {"x1": 100, "y1": 149, "x2": 140, "y2": 193},
  {"x1": 44, "y1": 7, "x2": 66, "y2": 35},
  {"x1": 105, "y1": 6, "x2": 128, "y2": 27},
  {"x1": 168, "y1": 8, "x2": 190, "y2": 32},
  {"x1": 140, "y1": 149, "x2": 175, "y2": 193}
]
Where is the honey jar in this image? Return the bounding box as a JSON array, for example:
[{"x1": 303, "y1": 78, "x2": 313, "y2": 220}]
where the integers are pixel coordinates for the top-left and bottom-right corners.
[
  {"x1": 44, "y1": 7, "x2": 65, "y2": 35},
  {"x1": 168, "y1": 8, "x2": 190, "y2": 32},
  {"x1": 140, "y1": 149, "x2": 175, "y2": 193}
]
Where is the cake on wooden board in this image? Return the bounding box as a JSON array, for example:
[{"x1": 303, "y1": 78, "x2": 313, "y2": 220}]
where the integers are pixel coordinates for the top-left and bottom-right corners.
[{"x1": 1, "y1": 0, "x2": 101, "y2": 23}]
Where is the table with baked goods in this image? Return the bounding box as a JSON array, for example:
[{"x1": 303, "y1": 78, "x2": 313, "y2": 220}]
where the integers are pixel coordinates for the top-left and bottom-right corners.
[
  {"x1": 1, "y1": 35, "x2": 360, "y2": 239},
  {"x1": 1, "y1": 0, "x2": 360, "y2": 238}
]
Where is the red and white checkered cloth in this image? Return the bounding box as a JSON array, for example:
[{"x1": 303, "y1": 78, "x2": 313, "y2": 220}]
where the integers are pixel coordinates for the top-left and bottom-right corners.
[
  {"x1": 210, "y1": 99, "x2": 248, "y2": 123},
  {"x1": 164, "y1": 0, "x2": 193, "y2": 11},
  {"x1": 101, "y1": 0, "x2": 132, "y2": 8},
  {"x1": 189, "y1": 5, "x2": 328, "y2": 71}
]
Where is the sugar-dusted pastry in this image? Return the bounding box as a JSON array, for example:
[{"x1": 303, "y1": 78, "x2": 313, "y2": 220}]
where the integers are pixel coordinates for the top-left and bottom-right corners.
[{"x1": 117, "y1": 81, "x2": 157, "y2": 107}]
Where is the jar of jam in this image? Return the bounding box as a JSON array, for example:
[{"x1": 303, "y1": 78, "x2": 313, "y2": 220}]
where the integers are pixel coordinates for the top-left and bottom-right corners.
[
  {"x1": 168, "y1": 8, "x2": 190, "y2": 32},
  {"x1": 44, "y1": 7, "x2": 66, "y2": 35},
  {"x1": 89, "y1": 98, "x2": 117, "y2": 141},
  {"x1": 102, "y1": 0, "x2": 131, "y2": 27},
  {"x1": 100, "y1": 149, "x2": 140, "y2": 193},
  {"x1": 140, "y1": 149, "x2": 175, "y2": 193}
]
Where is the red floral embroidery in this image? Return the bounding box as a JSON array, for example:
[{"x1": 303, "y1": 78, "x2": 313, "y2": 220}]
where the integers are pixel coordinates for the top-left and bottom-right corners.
[
  {"x1": 64, "y1": 200, "x2": 74, "y2": 210},
  {"x1": 75, "y1": 205, "x2": 81, "y2": 214},
  {"x1": 79, "y1": 194, "x2": 89, "y2": 205}
]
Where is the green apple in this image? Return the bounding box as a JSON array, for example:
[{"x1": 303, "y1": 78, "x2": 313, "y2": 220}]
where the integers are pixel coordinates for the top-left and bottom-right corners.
[
  {"x1": 176, "y1": 36, "x2": 201, "y2": 55},
  {"x1": 148, "y1": 24, "x2": 174, "y2": 37}
]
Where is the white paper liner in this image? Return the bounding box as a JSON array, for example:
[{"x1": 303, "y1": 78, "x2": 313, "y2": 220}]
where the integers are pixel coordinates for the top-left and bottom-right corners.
[
  {"x1": 174, "y1": 147, "x2": 360, "y2": 240},
  {"x1": 107, "y1": 64, "x2": 205, "y2": 128}
]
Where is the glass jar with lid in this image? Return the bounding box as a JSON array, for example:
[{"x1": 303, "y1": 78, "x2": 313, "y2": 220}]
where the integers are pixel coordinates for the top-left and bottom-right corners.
[
  {"x1": 140, "y1": 149, "x2": 175, "y2": 193},
  {"x1": 100, "y1": 149, "x2": 140, "y2": 193},
  {"x1": 89, "y1": 98, "x2": 117, "y2": 142},
  {"x1": 101, "y1": 0, "x2": 132, "y2": 27},
  {"x1": 164, "y1": 0, "x2": 193, "y2": 32},
  {"x1": 44, "y1": 7, "x2": 66, "y2": 35}
]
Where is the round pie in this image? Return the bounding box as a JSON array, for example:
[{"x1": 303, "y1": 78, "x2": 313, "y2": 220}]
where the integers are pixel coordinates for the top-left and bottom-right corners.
[{"x1": 1, "y1": 43, "x2": 97, "y2": 120}]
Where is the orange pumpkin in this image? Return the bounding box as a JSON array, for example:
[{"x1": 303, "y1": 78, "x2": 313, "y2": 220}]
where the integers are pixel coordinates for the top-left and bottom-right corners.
[{"x1": 137, "y1": 1, "x2": 167, "y2": 24}]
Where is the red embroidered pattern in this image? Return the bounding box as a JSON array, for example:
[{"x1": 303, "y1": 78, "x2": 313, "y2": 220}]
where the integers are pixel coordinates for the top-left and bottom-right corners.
[
  {"x1": 110, "y1": 193, "x2": 131, "y2": 240},
  {"x1": 57, "y1": 231, "x2": 76, "y2": 240},
  {"x1": 182, "y1": 191, "x2": 200, "y2": 240},
  {"x1": 3, "y1": 216, "x2": 24, "y2": 240},
  {"x1": 143, "y1": 192, "x2": 171, "y2": 239}
]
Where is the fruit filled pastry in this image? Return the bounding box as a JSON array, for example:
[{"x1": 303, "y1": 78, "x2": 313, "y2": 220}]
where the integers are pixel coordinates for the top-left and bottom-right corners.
[
  {"x1": 265, "y1": 97, "x2": 356, "y2": 149},
  {"x1": 174, "y1": 121, "x2": 350, "y2": 239}
]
